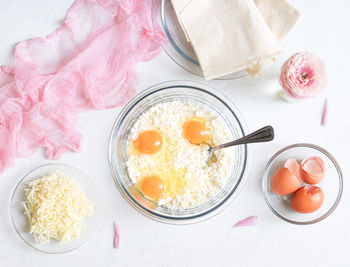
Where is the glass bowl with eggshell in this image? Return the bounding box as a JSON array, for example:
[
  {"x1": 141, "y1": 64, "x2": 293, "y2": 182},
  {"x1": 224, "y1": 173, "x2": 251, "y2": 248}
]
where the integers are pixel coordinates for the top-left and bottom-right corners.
[
  {"x1": 108, "y1": 80, "x2": 251, "y2": 224},
  {"x1": 262, "y1": 143, "x2": 343, "y2": 225}
]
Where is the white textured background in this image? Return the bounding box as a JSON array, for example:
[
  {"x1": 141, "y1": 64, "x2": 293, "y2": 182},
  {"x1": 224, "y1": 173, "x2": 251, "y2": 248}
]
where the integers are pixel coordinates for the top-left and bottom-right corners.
[{"x1": 0, "y1": 0, "x2": 349, "y2": 266}]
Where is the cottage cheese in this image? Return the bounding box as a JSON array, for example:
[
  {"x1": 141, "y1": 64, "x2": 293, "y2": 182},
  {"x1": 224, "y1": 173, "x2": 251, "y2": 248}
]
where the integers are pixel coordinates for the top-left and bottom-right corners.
[{"x1": 126, "y1": 101, "x2": 234, "y2": 210}]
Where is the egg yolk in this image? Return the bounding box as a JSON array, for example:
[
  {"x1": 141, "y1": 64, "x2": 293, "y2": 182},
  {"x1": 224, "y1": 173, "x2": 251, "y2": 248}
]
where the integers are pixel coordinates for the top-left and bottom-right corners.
[
  {"x1": 183, "y1": 118, "x2": 208, "y2": 144},
  {"x1": 134, "y1": 130, "x2": 162, "y2": 154},
  {"x1": 140, "y1": 176, "x2": 165, "y2": 199}
]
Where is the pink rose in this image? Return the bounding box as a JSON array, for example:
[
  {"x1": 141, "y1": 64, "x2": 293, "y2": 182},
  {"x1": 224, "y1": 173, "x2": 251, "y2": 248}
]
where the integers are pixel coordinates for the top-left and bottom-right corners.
[{"x1": 280, "y1": 52, "x2": 327, "y2": 98}]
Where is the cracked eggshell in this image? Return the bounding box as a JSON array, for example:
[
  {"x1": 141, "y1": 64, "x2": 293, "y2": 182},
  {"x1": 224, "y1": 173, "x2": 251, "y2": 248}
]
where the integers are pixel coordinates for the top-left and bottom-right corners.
[
  {"x1": 291, "y1": 185, "x2": 324, "y2": 213},
  {"x1": 300, "y1": 156, "x2": 326, "y2": 184},
  {"x1": 270, "y1": 159, "x2": 303, "y2": 195}
]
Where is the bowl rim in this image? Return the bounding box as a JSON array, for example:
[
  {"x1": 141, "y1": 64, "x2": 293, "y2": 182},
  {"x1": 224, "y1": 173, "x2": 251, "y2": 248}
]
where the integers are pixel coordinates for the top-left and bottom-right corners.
[
  {"x1": 262, "y1": 143, "x2": 343, "y2": 225},
  {"x1": 108, "y1": 80, "x2": 251, "y2": 224},
  {"x1": 10, "y1": 163, "x2": 99, "y2": 254}
]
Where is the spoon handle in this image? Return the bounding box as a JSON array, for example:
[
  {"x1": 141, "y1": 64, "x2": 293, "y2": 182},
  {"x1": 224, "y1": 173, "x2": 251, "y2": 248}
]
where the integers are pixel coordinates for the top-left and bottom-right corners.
[{"x1": 213, "y1": 126, "x2": 274, "y2": 150}]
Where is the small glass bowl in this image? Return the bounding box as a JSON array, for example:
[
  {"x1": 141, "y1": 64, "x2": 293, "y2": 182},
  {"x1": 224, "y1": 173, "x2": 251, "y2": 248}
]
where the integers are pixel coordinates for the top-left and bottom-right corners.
[
  {"x1": 151, "y1": 0, "x2": 247, "y2": 80},
  {"x1": 10, "y1": 163, "x2": 99, "y2": 254},
  {"x1": 109, "y1": 80, "x2": 251, "y2": 224},
  {"x1": 262, "y1": 143, "x2": 343, "y2": 225}
]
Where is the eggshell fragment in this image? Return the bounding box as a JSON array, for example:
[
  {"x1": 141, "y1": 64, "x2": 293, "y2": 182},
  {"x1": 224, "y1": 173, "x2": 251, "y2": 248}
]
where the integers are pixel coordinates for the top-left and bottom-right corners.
[
  {"x1": 300, "y1": 156, "x2": 325, "y2": 184},
  {"x1": 291, "y1": 185, "x2": 324, "y2": 213},
  {"x1": 270, "y1": 161, "x2": 303, "y2": 195},
  {"x1": 284, "y1": 159, "x2": 300, "y2": 178}
]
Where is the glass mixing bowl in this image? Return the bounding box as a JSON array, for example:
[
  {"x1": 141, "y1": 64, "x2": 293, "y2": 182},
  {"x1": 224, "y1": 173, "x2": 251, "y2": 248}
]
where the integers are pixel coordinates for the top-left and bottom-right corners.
[
  {"x1": 151, "y1": 0, "x2": 247, "y2": 80},
  {"x1": 262, "y1": 143, "x2": 343, "y2": 225},
  {"x1": 108, "y1": 80, "x2": 251, "y2": 224},
  {"x1": 11, "y1": 163, "x2": 99, "y2": 253}
]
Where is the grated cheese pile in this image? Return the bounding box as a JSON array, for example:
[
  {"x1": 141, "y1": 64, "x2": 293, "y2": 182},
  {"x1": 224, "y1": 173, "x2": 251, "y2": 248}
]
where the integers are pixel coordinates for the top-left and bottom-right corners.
[{"x1": 22, "y1": 171, "x2": 93, "y2": 244}]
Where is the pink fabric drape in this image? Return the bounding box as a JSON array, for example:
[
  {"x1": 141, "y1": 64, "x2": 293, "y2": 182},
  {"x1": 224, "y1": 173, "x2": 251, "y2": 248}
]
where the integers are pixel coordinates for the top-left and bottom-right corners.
[{"x1": 0, "y1": 0, "x2": 165, "y2": 173}]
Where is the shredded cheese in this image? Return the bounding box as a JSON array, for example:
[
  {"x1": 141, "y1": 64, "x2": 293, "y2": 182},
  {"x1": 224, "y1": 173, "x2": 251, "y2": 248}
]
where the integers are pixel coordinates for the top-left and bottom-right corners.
[
  {"x1": 22, "y1": 171, "x2": 93, "y2": 244},
  {"x1": 126, "y1": 101, "x2": 234, "y2": 209}
]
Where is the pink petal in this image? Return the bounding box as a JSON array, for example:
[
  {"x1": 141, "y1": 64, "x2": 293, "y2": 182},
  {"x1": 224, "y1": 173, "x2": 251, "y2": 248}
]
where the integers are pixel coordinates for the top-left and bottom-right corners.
[
  {"x1": 233, "y1": 216, "x2": 258, "y2": 227},
  {"x1": 0, "y1": 0, "x2": 165, "y2": 173},
  {"x1": 321, "y1": 98, "x2": 329, "y2": 126},
  {"x1": 114, "y1": 221, "x2": 120, "y2": 249}
]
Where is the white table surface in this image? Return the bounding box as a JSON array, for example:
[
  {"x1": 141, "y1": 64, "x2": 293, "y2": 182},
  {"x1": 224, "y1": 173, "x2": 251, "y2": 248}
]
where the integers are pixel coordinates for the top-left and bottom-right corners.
[{"x1": 0, "y1": 0, "x2": 349, "y2": 266}]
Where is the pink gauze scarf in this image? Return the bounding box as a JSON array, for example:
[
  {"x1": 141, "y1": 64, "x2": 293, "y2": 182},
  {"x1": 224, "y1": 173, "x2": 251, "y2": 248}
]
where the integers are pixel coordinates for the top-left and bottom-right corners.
[{"x1": 0, "y1": 0, "x2": 165, "y2": 173}]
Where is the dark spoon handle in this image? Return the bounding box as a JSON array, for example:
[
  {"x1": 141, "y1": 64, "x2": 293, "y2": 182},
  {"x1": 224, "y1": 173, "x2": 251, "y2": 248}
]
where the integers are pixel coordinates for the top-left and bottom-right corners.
[{"x1": 213, "y1": 126, "x2": 274, "y2": 150}]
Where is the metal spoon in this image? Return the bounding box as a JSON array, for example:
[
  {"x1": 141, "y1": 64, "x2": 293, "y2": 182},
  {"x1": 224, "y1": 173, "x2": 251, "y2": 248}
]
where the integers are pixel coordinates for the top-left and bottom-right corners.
[{"x1": 206, "y1": 125, "x2": 274, "y2": 163}]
